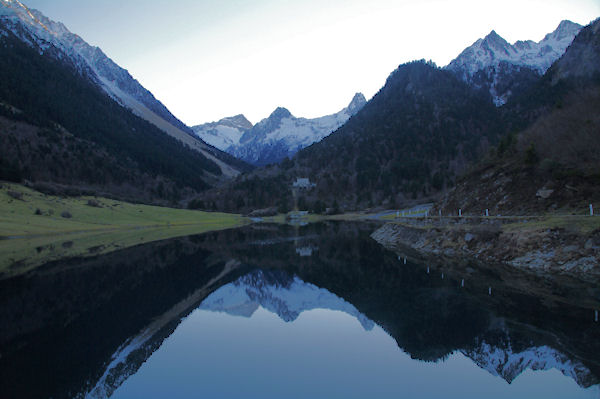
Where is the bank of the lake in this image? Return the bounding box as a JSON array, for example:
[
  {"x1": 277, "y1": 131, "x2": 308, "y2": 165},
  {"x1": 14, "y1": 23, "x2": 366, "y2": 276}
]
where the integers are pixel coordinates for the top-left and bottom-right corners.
[
  {"x1": 0, "y1": 182, "x2": 249, "y2": 278},
  {"x1": 372, "y1": 216, "x2": 600, "y2": 282}
]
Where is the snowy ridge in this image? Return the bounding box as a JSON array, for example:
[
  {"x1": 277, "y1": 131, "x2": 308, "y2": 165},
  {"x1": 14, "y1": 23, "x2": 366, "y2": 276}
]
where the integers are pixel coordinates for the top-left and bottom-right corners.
[
  {"x1": 192, "y1": 114, "x2": 253, "y2": 151},
  {"x1": 447, "y1": 21, "x2": 582, "y2": 76},
  {"x1": 199, "y1": 270, "x2": 375, "y2": 331},
  {"x1": 228, "y1": 93, "x2": 367, "y2": 165},
  {"x1": 446, "y1": 20, "x2": 582, "y2": 105},
  {"x1": 0, "y1": 0, "x2": 189, "y2": 132},
  {"x1": 462, "y1": 339, "x2": 596, "y2": 388},
  {"x1": 0, "y1": 0, "x2": 244, "y2": 176}
]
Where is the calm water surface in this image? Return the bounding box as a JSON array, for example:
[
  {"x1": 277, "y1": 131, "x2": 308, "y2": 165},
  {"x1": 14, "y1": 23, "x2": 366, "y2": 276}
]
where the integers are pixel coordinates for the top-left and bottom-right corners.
[{"x1": 0, "y1": 222, "x2": 598, "y2": 398}]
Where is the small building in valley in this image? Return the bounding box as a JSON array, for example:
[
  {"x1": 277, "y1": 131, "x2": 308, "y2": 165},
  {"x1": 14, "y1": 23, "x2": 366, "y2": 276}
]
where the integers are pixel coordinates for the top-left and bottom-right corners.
[{"x1": 293, "y1": 178, "x2": 316, "y2": 189}]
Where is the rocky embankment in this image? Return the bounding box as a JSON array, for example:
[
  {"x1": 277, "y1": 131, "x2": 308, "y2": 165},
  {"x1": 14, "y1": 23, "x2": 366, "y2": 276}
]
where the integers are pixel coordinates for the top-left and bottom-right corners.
[{"x1": 371, "y1": 219, "x2": 600, "y2": 282}]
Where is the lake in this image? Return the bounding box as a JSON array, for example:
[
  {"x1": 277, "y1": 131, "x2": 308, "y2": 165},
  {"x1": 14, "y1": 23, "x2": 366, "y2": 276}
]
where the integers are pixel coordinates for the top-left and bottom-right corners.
[{"x1": 0, "y1": 222, "x2": 598, "y2": 399}]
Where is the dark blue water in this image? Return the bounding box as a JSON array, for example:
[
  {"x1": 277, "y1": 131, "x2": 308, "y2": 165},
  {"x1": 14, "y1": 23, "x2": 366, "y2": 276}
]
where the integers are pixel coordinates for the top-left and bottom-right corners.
[{"x1": 0, "y1": 222, "x2": 598, "y2": 399}]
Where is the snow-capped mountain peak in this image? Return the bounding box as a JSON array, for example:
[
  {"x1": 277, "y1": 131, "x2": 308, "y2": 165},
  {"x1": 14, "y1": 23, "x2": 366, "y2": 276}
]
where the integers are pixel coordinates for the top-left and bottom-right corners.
[
  {"x1": 191, "y1": 114, "x2": 253, "y2": 150},
  {"x1": 269, "y1": 106, "x2": 293, "y2": 120},
  {"x1": 220, "y1": 114, "x2": 253, "y2": 130},
  {"x1": 482, "y1": 30, "x2": 511, "y2": 50},
  {"x1": 446, "y1": 20, "x2": 582, "y2": 106},
  {"x1": 549, "y1": 20, "x2": 584, "y2": 41},
  {"x1": 193, "y1": 92, "x2": 367, "y2": 162},
  {"x1": 448, "y1": 21, "x2": 582, "y2": 76},
  {"x1": 347, "y1": 92, "x2": 367, "y2": 115},
  {"x1": 226, "y1": 92, "x2": 367, "y2": 165}
]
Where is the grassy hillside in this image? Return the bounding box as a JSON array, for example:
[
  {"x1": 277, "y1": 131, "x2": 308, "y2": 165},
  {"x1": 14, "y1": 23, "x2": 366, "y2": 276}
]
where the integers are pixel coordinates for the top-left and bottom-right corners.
[{"x1": 0, "y1": 183, "x2": 249, "y2": 277}]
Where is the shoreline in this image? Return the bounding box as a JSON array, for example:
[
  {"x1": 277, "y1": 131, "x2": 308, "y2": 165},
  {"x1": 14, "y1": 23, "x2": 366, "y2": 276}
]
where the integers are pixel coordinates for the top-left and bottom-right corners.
[{"x1": 371, "y1": 217, "x2": 600, "y2": 283}]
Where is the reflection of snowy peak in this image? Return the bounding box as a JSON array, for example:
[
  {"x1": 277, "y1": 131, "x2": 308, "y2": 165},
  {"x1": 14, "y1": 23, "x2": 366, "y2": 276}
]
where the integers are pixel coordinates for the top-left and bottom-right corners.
[
  {"x1": 446, "y1": 20, "x2": 582, "y2": 105},
  {"x1": 228, "y1": 93, "x2": 367, "y2": 166},
  {"x1": 462, "y1": 339, "x2": 596, "y2": 388},
  {"x1": 200, "y1": 270, "x2": 375, "y2": 331},
  {"x1": 191, "y1": 115, "x2": 253, "y2": 151}
]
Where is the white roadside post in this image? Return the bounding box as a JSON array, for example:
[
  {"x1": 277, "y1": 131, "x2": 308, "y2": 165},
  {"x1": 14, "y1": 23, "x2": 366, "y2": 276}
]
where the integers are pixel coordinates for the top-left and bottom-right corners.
[
  {"x1": 486, "y1": 209, "x2": 489, "y2": 217},
  {"x1": 591, "y1": 204, "x2": 594, "y2": 216},
  {"x1": 459, "y1": 209, "x2": 462, "y2": 217}
]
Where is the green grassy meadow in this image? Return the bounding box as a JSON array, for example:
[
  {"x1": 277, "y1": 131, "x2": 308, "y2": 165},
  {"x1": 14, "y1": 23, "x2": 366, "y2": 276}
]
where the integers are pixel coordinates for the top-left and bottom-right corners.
[{"x1": 0, "y1": 183, "x2": 249, "y2": 277}]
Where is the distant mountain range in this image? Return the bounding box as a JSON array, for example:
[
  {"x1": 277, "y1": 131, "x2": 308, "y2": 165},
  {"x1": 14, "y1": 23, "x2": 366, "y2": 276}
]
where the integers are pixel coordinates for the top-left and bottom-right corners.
[
  {"x1": 1, "y1": 0, "x2": 595, "y2": 214},
  {"x1": 193, "y1": 93, "x2": 367, "y2": 166},
  {"x1": 195, "y1": 18, "x2": 596, "y2": 213},
  {"x1": 446, "y1": 20, "x2": 582, "y2": 105},
  {"x1": 192, "y1": 22, "x2": 580, "y2": 170}
]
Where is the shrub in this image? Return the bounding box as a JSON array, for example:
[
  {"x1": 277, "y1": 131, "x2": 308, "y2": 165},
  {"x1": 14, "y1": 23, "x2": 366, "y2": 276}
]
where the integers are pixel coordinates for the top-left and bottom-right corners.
[
  {"x1": 61, "y1": 211, "x2": 72, "y2": 219},
  {"x1": 187, "y1": 198, "x2": 205, "y2": 210},
  {"x1": 7, "y1": 190, "x2": 23, "y2": 200},
  {"x1": 87, "y1": 199, "x2": 102, "y2": 208},
  {"x1": 525, "y1": 144, "x2": 539, "y2": 165}
]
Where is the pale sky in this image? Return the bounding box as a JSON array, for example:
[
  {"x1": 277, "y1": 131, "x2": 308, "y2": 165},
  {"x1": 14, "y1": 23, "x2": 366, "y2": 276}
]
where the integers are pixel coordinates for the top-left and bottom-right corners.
[{"x1": 23, "y1": 0, "x2": 600, "y2": 125}]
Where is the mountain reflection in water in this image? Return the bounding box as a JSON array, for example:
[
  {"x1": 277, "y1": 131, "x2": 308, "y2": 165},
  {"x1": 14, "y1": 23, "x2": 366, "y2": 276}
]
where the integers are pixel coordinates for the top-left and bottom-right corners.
[{"x1": 0, "y1": 222, "x2": 598, "y2": 399}]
